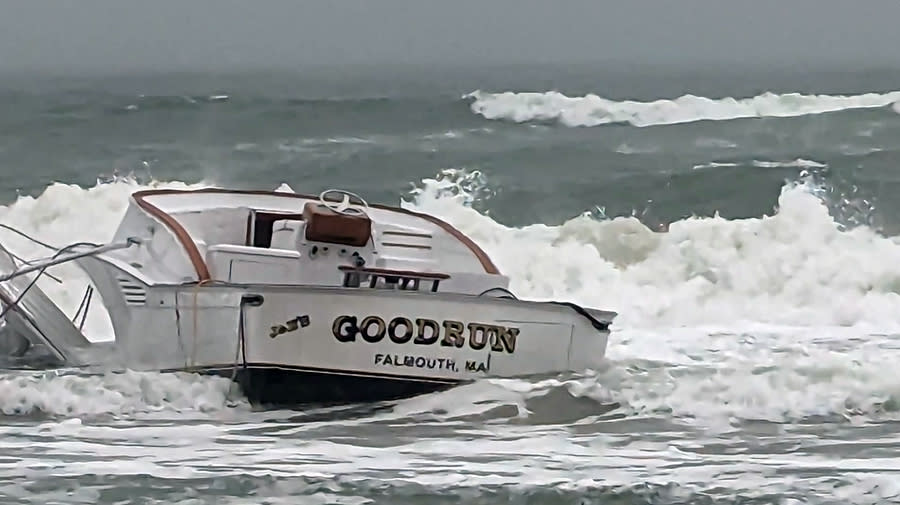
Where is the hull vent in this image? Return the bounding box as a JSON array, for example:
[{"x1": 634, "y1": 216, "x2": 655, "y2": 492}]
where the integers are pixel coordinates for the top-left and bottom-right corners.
[{"x1": 117, "y1": 277, "x2": 146, "y2": 306}]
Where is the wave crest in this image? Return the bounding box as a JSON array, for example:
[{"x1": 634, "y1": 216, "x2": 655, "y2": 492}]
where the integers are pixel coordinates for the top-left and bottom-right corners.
[{"x1": 464, "y1": 89, "x2": 900, "y2": 127}]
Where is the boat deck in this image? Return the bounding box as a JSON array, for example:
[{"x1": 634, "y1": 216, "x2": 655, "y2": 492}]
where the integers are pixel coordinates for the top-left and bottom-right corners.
[{"x1": 99, "y1": 188, "x2": 509, "y2": 295}]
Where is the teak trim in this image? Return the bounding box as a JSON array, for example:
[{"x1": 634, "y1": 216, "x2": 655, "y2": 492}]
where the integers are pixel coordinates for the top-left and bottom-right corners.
[
  {"x1": 131, "y1": 188, "x2": 500, "y2": 282},
  {"x1": 132, "y1": 191, "x2": 213, "y2": 281}
]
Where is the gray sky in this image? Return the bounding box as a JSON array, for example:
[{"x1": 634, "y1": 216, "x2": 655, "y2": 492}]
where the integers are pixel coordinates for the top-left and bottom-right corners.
[{"x1": 2, "y1": 0, "x2": 900, "y2": 73}]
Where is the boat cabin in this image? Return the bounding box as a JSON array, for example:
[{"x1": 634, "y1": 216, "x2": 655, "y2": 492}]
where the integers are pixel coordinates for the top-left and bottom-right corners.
[{"x1": 106, "y1": 188, "x2": 508, "y2": 295}]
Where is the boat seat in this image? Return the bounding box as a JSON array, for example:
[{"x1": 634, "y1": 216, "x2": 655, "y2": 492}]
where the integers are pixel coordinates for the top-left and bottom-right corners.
[
  {"x1": 269, "y1": 219, "x2": 300, "y2": 250},
  {"x1": 302, "y1": 202, "x2": 371, "y2": 247},
  {"x1": 206, "y1": 244, "x2": 301, "y2": 283}
]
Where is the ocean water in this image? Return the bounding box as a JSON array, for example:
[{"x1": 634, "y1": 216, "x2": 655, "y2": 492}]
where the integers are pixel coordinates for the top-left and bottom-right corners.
[{"x1": 3, "y1": 63, "x2": 900, "y2": 503}]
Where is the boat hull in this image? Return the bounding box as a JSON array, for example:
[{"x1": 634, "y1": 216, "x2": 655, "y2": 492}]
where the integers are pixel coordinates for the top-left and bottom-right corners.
[
  {"x1": 73, "y1": 257, "x2": 616, "y2": 406},
  {"x1": 199, "y1": 364, "x2": 458, "y2": 406}
]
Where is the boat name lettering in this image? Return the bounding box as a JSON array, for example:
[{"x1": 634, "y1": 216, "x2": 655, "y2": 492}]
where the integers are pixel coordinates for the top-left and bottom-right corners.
[
  {"x1": 374, "y1": 354, "x2": 459, "y2": 372},
  {"x1": 332, "y1": 315, "x2": 518, "y2": 353},
  {"x1": 269, "y1": 314, "x2": 311, "y2": 338},
  {"x1": 373, "y1": 354, "x2": 491, "y2": 374}
]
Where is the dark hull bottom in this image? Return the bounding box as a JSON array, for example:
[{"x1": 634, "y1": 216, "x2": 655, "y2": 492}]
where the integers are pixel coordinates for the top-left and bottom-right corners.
[{"x1": 199, "y1": 365, "x2": 462, "y2": 407}]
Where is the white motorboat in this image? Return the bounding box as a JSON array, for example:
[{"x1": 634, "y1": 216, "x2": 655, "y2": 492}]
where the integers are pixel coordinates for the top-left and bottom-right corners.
[{"x1": 0, "y1": 187, "x2": 615, "y2": 406}]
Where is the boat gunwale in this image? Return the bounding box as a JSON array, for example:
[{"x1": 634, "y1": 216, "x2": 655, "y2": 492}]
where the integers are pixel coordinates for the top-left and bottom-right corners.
[{"x1": 94, "y1": 275, "x2": 616, "y2": 323}]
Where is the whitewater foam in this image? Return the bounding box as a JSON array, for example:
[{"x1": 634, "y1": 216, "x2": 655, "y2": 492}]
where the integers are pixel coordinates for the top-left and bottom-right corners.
[
  {"x1": 752, "y1": 158, "x2": 827, "y2": 169},
  {"x1": 0, "y1": 369, "x2": 244, "y2": 417},
  {"x1": 465, "y1": 89, "x2": 900, "y2": 127},
  {"x1": 408, "y1": 168, "x2": 900, "y2": 330},
  {"x1": 0, "y1": 178, "x2": 210, "y2": 342},
  {"x1": 693, "y1": 158, "x2": 827, "y2": 170},
  {"x1": 397, "y1": 168, "x2": 900, "y2": 423}
]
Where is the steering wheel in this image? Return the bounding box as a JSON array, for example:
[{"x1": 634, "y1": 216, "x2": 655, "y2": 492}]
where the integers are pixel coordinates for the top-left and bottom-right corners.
[{"x1": 318, "y1": 189, "x2": 369, "y2": 216}]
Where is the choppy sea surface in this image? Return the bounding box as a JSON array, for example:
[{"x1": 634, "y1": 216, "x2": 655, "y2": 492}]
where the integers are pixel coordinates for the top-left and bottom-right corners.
[{"x1": 3, "y1": 63, "x2": 900, "y2": 504}]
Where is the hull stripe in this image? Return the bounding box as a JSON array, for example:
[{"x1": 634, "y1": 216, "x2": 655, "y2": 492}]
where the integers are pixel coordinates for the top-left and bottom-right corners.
[{"x1": 163, "y1": 362, "x2": 465, "y2": 385}]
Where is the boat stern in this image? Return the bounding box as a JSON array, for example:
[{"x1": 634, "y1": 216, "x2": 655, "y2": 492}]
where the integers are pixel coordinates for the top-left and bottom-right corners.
[{"x1": 561, "y1": 303, "x2": 616, "y2": 371}]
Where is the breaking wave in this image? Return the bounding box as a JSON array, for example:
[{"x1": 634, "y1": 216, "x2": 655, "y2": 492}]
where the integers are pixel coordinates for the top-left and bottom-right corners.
[
  {"x1": 407, "y1": 168, "x2": 900, "y2": 330},
  {"x1": 693, "y1": 158, "x2": 827, "y2": 170},
  {"x1": 393, "y1": 168, "x2": 900, "y2": 424},
  {"x1": 464, "y1": 89, "x2": 900, "y2": 127},
  {"x1": 0, "y1": 178, "x2": 206, "y2": 341}
]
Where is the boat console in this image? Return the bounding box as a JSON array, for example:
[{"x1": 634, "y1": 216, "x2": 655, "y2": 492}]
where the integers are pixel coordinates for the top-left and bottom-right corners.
[{"x1": 302, "y1": 200, "x2": 372, "y2": 247}]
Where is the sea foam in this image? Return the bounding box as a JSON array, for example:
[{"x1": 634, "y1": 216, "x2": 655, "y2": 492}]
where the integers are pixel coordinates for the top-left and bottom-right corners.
[{"x1": 465, "y1": 89, "x2": 900, "y2": 127}]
